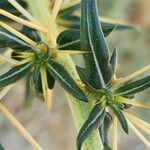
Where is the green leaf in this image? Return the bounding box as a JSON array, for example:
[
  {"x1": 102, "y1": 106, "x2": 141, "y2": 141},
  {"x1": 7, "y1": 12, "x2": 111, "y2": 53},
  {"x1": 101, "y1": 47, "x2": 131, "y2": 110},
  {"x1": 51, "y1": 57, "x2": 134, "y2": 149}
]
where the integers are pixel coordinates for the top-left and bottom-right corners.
[
  {"x1": 58, "y1": 3, "x2": 80, "y2": 18},
  {"x1": 80, "y1": 0, "x2": 113, "y2": 89},
  {"x1": 57, "y1": 16, "x2": 81, "y2": 30},
  {"x1": 110, "y1": 48, "x2": 118, "y2": 75},
  {"x1": 0, "y1": 143, "x2": 4, "y2": 150},
  {"x1": 56, "y1": 26, "x2": 117, "y2": 50},
  {"x1": 101, "y1": 22, "x2": 117, "y2": 37},
  {"x1": 115, "y1": 75, "x2": 150, "y2": 95},
  {"x1": 0, "y1": 63, "x2": 32, "y2": 88},
  {"x1": 0, "y1": 26, "x2": 40, "y2": 51},
  {"x1": 99, "y1": 112, "x2": 112, "y2": 150},
  {"x1": 31, "y1": 62, "x2": 55, "y2": 94},
  {"x1": 0, "y1": 29, "x2": 32, "y2": 50},
  {"x1": 33, "y1": 73, "x2": 43, "y2": 93},
  {"x1": 56, "y1": 29, "x2": 80, "y2": 50},
  {"x1": 75, "y1": 66, "x2": 91, "y2": 87},
  {"x1": 46, "y1": 60, "x2": 87, "y2": 102},
  {"x1": 57, "y1": 14, "x2": 135, "y2": 33},
  {"x1": 20, "y1": 26, "x2": 41, "y2": 43},
  {"x1": 101, "y1": 21, "x2": 136, "y2": 32},
  {"x1": 77, "y1": 103, "x2": 106, "y2": 150},
  {"x1": 46, "y1": 71, "x2": 55, "y2": 89},
  {"x1": 24, "y1": 73, "x2": 34, "y2": 106},
  {"x1": 32, "y1": 63, "x2": 41, "y2": 89},
  {"x1": 57, "y1": 23, "x2": 117, "y2": 46},
  {"x1": 110, "y1": 105, "x2": 129, "y2": 133}
]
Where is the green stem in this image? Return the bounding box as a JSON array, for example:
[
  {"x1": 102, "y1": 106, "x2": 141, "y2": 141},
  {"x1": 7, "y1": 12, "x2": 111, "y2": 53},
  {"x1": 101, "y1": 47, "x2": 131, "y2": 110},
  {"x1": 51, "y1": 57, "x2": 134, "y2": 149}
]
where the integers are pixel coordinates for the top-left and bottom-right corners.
[{"x1": 27, "y1": 0, "x2": 103, "y2": 149}]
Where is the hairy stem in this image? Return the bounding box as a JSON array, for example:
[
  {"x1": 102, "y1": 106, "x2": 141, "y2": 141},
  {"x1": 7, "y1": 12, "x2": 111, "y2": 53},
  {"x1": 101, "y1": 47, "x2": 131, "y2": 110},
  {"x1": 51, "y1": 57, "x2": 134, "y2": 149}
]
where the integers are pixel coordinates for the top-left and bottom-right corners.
[{"x1": 27, "y1": 0, "x2": 103, "y2": 149}]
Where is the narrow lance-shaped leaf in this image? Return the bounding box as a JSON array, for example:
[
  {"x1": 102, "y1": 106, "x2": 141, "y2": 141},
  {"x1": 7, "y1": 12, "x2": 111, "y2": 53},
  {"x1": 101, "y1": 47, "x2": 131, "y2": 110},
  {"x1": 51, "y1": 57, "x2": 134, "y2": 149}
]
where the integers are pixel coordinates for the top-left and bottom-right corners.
[
  {"x1": 57, "y1": 16, "x2": 81, "y2": 30},
  {"x1": 56, "y1": 29, "x2": 80, "y2": 50},
  {"x1": 58, "y1": 3, "x2": 80, "y2": 18},
  {"x1": 56, "y1": 27, "x2": 117, "y2": 50},
  {"x1": 57, "y1": 14, "x2": 136, "y2": 32},
  {"x1": 46, "y1": 71, "x2": 55, "y2": 89},
  {"x1": 115, "y1": 75, "x2": 150, "y2": 95},
  {"x1": 24, "y1": 73, "x2": 34, "y2": 106},
  {"x1": 32, "y1": 63, "x2": 41, "y2": 89},
  {"x1": 80, "y1": 0, "x2": 113, "y2": 89},
  {"x1": 0, "y1": 63, "x2": 32, "y2": 88},
  {"x1": 20, "y1": 26, "x2": 41, "y2": 43},
  {"x1": 100, "y1": 21, "x2": 136, "y2": 32},
  {"x1": 57, "y1": 17, "x2": 117, "y2": 36},
  {"x1": 32, "y1": 61, "x2": 55, "y2": 93},
  {"x1": 99, "y1": 112, "x2": 112, "y2": 150},
  {"x1": 46, "y1": 60, "x2": 87, "y2": 102},
  {"x1": 32, "y1": 71, "x2": 43, "y2": 93},
  {"x1": 77, "y1": 103, "x2": 106, "y2": 150},
  {"x1": 110, "y1": 48, "x2": 118, "y2": 75},
  {"x1": 101, "y1": 22, "x2": 118, "y2": 37},
  {"x1": 110, "y1": 105, "x2": 129, "y2": 133},
  {"x1": 0, "y1": 29, "x2": 31, "y2": 50}
]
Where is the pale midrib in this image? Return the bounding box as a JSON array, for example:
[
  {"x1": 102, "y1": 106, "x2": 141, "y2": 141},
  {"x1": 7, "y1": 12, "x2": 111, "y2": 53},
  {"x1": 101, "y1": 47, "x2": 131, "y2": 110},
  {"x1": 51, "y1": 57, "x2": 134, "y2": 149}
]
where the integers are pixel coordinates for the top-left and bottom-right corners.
[
  {"x1": 119, "y1": 80, "x2": 150, "y2": 95},
  {"x1": 80, "y1": 107, "x2": 105, "y2": 138},
  {"x1": 0, "y1": 63, "x2": 30, "y2": 82},
  {"x1": 86, "y1": 2, "x2": 105, "y2": 88},
  {"x1": 47, "y1": 63, "x2": 76, "y2": 92},
  {"x1": 57, "y1": 39, "x2": 80, "y2": 49},
  {"x1": 0, "y1": 31, "x2": 30, "y2": 47}
]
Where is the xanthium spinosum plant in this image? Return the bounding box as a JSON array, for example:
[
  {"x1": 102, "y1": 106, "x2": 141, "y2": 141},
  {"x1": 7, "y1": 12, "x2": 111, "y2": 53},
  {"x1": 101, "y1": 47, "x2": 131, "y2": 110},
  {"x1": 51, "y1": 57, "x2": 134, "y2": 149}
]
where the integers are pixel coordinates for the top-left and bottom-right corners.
[{"x1": 0, "y1": 0, "x2": 150, "y2": 150}]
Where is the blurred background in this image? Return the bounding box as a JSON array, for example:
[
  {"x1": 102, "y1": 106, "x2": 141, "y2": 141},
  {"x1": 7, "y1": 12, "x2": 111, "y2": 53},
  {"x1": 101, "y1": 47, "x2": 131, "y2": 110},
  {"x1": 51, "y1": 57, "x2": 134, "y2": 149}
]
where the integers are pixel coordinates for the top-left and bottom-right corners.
[{"x1": 0, "y1": 0, "x2": 150, "y2": 149}]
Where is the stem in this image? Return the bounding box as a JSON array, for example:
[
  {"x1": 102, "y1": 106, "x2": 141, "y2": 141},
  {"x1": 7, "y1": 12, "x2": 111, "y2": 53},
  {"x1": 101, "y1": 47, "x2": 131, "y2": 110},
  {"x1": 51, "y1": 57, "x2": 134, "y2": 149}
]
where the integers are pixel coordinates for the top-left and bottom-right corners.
[{"x1": 27, "y1": 0, "x2": 103, "y2": 149}]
